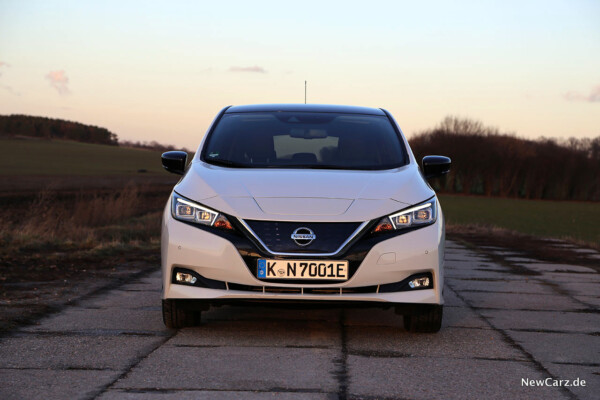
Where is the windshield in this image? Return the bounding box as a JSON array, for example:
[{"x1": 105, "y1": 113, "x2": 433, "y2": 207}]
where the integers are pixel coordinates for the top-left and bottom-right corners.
[{"x1": 201, "y1": 112, "x2": 407, "y2": 170}]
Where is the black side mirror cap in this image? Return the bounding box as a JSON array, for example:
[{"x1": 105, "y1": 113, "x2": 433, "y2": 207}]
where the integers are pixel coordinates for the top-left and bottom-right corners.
[
  {"x1": 161, "y1": 151, "x2": 188, "y2": 175},
  {"x1": 422, "y1": 155, "x2": 451, "y2": 179}
]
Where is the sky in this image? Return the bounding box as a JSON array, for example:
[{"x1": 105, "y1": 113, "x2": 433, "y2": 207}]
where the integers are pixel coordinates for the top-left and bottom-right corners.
[{"x1": 0, "y1": 0, "x2": 599, "y2": 149}]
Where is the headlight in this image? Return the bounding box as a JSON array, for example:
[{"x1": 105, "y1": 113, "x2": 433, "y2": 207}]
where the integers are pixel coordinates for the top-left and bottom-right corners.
[
  {"x1": 171, "y1": 192, "x2": 233, "y2": 230},
  {"x1": 373, "y1": 198, "x2": 437, "y2": 233}
]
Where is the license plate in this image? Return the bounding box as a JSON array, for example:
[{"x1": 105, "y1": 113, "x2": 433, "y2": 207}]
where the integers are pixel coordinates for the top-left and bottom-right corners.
[{"x1": 257, "y1": 259, "x2": 349, "y2": 280}]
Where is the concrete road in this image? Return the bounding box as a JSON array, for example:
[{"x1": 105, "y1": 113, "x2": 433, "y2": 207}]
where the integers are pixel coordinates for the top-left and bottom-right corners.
[{"x1": 1, "y1": 240, "x2": 598, "y2": 400}]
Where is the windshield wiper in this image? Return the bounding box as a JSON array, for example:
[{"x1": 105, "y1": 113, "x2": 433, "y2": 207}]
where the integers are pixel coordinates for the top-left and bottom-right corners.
[
  {"x1": 205, "y1": 159, "x2": 377, "y2": 170},
  {"x1": 297, "y1": 165, "x2": 347, "y2": 169},
  {"x1": 205, "y1": 158, "x2": 248, "y2": 168},
  {"x1": 266, "y1": 164, "x2": 359, "y2": 170}
]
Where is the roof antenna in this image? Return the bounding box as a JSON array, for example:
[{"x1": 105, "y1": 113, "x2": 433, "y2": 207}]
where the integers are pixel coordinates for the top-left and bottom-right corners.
[{"x1": 304, "y1": 80, "x2": 307, "y2": 104}]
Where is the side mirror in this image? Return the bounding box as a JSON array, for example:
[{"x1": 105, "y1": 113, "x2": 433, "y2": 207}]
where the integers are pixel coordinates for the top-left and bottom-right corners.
[
  {"x1": 161, "y1": 151, "x2": 188, "y2": 175},
  {"x1": 422, "y1": 155, "x2": 451, "y2": 179}
]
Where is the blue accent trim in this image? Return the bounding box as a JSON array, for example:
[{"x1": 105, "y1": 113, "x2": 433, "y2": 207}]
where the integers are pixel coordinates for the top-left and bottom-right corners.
[{"x1": 257, "y1": 259, "x2": 266, "y2": 278}]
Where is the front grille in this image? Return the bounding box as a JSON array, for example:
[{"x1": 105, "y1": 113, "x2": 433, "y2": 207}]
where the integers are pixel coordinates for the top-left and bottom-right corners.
[
  {"x1": 305, "y1": 286, "x2": 378, "y2": 294},
  {"x1": 216, "y1": 281, "x2": 378, "y2": 295},
  {"x1": 243, "y1": 220, "x2": 362, "y2": 254}
]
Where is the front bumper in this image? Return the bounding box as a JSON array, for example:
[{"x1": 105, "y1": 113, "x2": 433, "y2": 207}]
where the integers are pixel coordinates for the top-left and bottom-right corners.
[{"x1": 161, "y1": 202, "x2": 445, "y2": 305}]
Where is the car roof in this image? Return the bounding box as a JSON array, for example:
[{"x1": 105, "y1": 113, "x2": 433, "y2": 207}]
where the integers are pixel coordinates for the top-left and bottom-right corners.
[{"x1": 225, "y1": 103, "x2": 386, "y2": 116}]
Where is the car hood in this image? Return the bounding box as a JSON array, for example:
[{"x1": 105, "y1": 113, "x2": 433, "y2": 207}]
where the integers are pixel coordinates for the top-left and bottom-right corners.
[{"x1": 174, "y1": 161, "x2": 435, "y2": 222}]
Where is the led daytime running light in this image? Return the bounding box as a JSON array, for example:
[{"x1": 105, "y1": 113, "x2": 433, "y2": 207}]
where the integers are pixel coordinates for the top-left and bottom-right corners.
[
  {"x1": 370, "y1": 198, "x2": 437, "y2": 233},
  {"x1": 171, "y1": 193, "x2": 235, "y2": 230}
]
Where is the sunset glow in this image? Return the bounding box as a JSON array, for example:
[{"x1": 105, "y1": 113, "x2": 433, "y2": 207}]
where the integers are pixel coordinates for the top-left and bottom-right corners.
[{"x1": 1, "y1": 0, "x2": 599, "y2": 149}]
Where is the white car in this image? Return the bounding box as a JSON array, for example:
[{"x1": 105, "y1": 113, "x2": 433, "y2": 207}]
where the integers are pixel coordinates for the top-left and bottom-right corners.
[{"x1": 160, "y1": 104, "x2": 450, "y2": 332}]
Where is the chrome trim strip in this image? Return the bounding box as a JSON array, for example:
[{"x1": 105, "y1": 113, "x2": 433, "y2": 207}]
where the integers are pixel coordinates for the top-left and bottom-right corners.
[{"x1": 236, "y1": 219, "x2": 370, "y2": 257}]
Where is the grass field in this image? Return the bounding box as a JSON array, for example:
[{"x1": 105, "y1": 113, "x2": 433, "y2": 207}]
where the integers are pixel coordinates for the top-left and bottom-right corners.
[
  {"x1": 0, "y1": 138, "x2": 170, "y2": 175},
  {"x1": 439, "y1": 194, "x2": 600, "y2": 245},
  {"x1": 0, "y1": 138, "x2": 597, "y2": 246}
]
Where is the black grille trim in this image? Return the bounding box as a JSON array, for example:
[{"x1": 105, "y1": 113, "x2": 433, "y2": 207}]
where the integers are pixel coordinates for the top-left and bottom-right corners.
[
  {"x1": 243, "y1": 220, "x2": 361, "y2": 254},
  {"x1": 227, "y1": 283, "x2": 379, "y2": 294},
  {"x1": 239, "y1": 218, "x2": 368, "y2": 256}
]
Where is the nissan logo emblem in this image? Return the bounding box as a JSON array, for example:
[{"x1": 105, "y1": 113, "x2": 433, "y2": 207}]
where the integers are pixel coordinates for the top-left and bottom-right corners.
[{"x1": 291, "y1": 227, "x2": 316, "y2": 246}]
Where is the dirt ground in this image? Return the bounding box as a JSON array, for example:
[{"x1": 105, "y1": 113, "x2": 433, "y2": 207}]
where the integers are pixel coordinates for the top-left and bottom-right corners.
[
  {"x1": 448, "y1": 225, "x2": 600, "y2": 270},
  {"x1": 0, "y1": 250, "x2": 160, "y2": 333},
  {"x1": 0, "y1": 177, "x2": 174, "y2": 334},
  {"x1": 0, "y1": 174, "x2": 178, "y2": 197}
]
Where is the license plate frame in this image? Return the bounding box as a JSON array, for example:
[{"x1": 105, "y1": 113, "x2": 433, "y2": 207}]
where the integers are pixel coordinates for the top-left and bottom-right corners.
[{"x1": 257, "y1": 259, "x2": 349, "y2": 281}]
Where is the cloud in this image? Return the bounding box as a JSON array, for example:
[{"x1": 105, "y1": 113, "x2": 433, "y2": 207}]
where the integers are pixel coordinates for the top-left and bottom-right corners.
[
  {"x1": 0, "y1": 62, "x2": 18, "y2": 94},
  {"x1": 45, "y1": 70, "x2": 70, "y2": 95},
  {"x1": 563, "y1": 85, "x2": 600, "y2": 103},
  {"x1": 0, "y1": 61, "x2": 9, "y2": 77},
  {"x1": 229, "y1": 65, "x2": 267, "y2": 73},
  {"x1": 1, "y1": 84, "x2": 20, "y2": 96}
]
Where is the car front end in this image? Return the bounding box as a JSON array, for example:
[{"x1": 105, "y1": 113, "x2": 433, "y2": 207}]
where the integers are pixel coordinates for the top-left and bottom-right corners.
[{"x1": 160, "y1": 104, "x2": 450, "y2": 332}]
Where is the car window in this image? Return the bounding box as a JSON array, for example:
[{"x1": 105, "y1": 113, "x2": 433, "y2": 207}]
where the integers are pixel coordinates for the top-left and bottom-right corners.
[{"x1": 202, "y1": 112, "x2": 406, "y2": 170}]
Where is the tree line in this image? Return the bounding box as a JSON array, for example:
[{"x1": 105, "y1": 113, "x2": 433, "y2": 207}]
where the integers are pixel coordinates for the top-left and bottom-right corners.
[
  {"x1": 119, "y1": 139, "x2": 191, "y2": 153},
  {"x1": 409, "y1": 116, "x2": 600, "y2": 201},
  {"x1": 0, "y1": 114, "x2": 188, "y2": 152},
  {"x1": 2, "y1": 114, "x2": 597, "y2": 200},
  {"x1": 0, "y1": 114, "x2": 118, "y2": 145}
]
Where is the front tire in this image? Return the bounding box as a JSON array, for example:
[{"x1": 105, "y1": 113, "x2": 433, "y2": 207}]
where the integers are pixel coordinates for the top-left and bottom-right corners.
[
  {"x1": 162, "y1": 299, "x2": 201, "y2": 329},
  {"x1": 403, "y1": 305, "x2": 443, "y2": 333}
]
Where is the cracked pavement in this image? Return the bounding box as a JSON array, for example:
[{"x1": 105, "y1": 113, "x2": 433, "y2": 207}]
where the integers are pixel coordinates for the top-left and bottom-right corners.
[{"x1": 0, "y1": 240, "x2": 598, "y2": 399}]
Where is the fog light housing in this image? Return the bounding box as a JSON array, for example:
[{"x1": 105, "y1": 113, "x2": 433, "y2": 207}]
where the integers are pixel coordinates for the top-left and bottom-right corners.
[
  {"x1": 409, "y1": 276, "x2": 431, "y2": 289},
  {"x1": 379, "y1": 272, "x2": 434, "y2": 293},
  {"x1": 175, "y1": 272, "x2": 197, "y2": 285}
]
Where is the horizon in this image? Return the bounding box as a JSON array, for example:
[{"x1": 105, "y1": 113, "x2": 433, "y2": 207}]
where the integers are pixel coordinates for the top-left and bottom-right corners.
[{"x1": 1, "y1": 0, "x2": 599, "y2": 149}]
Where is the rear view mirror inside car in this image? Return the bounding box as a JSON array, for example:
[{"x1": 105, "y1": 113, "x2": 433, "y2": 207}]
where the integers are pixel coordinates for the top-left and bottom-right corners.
[{"x1": 290, "y1": 129, "x2": 328, "y2": 139}]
